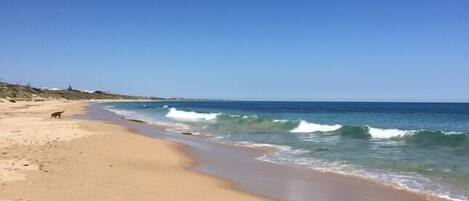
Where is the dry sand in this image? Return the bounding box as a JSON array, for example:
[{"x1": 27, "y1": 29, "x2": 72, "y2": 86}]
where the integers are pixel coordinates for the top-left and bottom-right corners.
[{"x1": 0, "y1": 100, "x2": 268, "y2": 201}]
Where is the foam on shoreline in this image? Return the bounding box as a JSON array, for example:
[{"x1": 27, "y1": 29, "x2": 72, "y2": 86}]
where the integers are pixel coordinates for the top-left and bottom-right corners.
[{"x1": 101, "y1": 104, "x2": 467, "y2": 201}]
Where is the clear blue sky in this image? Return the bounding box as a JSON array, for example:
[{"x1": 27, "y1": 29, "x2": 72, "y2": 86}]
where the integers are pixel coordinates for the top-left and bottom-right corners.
[{"x1": 1, "y1": 0, "x2": 468, "y2": 102}]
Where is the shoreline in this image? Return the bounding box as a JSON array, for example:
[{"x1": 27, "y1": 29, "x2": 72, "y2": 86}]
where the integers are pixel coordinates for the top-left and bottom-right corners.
[
  {"x1": 0, "y1": 100, "x2": 448, "y2": 201},
  {"x1": 0, "y1": 100, "x2": 268, "y2": 201},
  {"x1": 89, "y1": 102, "x2": 442, "y2": 201}
]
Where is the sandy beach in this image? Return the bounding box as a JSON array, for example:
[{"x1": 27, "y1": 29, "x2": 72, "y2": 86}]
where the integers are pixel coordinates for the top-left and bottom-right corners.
[
  {"x1": 2, "y1": 0, "x2": 467, "y2": 200},
  {"x1": 0, "y1": 100, "x2": 444, "y2": 201},
  {"x1": 0, "y1": 100, "x2": 267, "y2": 201}
]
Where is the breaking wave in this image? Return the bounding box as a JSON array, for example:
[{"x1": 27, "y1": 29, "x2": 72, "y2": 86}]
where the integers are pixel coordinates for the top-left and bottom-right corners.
[
  {"x1": 103, "y1": 106, "x2": 192, "y2": 133},
  {"x1": 367, "y1": 126, "x2": 416, "y2": 138},
  {"x1": 290, "y1": 120, "x2": 342, "y2": 133},
  {"x1": 163, "y1": 108, "x2": 468, "y2": 146},
  {"x1": 102, "y1": 103, "x2": 469, "y2": 201},
  {"x1": 107, "y1": 106, "x2": 469, "y2": 150},
  {"x1": 166, "y1": 108, "x2": 220, "y2": 121}
]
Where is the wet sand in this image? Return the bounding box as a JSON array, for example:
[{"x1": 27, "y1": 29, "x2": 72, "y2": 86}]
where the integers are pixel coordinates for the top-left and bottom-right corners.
[{"x1": 84, "y1": 103, "x2": 439, "y2": 201}]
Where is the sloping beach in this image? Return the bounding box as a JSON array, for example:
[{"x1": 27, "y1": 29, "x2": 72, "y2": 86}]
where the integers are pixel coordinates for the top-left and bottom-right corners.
[
  {"x1": 0, "y1": 100, "x2": 267, "y2": 201},
  {"x1": 0, "y1": 100, "x2": 445, "y2": 201},
  {"x1": 2, "y1": 0, "x2": 467, "y2": 200}
]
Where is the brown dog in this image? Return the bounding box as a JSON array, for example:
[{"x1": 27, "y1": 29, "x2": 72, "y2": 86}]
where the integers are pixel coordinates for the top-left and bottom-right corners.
[{"x1": 51, "y1": 111, "x2": 65, "y2": 119}]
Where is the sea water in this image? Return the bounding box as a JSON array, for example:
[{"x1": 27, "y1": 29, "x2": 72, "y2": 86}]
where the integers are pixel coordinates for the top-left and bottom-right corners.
[{"x1": 102, "y1": 101, "x2": 469, "y2": 201}]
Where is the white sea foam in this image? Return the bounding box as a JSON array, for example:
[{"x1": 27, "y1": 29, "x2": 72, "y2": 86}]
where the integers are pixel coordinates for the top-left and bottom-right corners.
[
  {"x1": 367, "y1": 126, "x2": 416, "y2": 139},
  {"x1": 235, "y1": 141, "x2": 310, "y2": 160},
  {"x1": 290, "y1": 120, "x2": 342, "y2": 133},
  {"x1": 166, "y1": 108, "x2": 220, "y2": 122},
  {"x1": 103, "y1": 104, "x2": 468, "y2": 201},
  {"x1": 273, "y1": 119, "x2": 289, "y2": 123},
  {"x1": 253, "y1": 143, "x2": 468, "y2": 201},
  {"x1": 104, "y1": 106, "x2": 150, "y2": 122},
  {"x1": 103, "y1": 106, "x2": 191, "y2": 131},
  {"x1": 236, "y1": 141, "x2": 297, "y2": 151},
  {"x1": 443, "y1": 131, "x2": 464, "y2": 135}
]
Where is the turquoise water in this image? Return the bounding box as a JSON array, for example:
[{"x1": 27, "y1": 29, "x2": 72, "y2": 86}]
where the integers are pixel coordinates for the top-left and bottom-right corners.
[{"x1": 103, "y1": 101, "x2": 469, "y2": 201}]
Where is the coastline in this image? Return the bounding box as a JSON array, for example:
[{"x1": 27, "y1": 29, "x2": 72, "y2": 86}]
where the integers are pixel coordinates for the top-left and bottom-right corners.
[
  {"x1": 88, "y1": 102, "x2": 442, "y2": 201},
  {"x1": 0, "y1": 100, "x2": 268, "y2": 201},
  {"x1": 0, "y1": 100, "x2": 445, "y2": 201}
]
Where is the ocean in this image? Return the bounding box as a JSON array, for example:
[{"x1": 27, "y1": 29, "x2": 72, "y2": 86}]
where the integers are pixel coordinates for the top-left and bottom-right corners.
[{"x1": 102, "y1": 101, "x2": 469, "y2": 201}]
